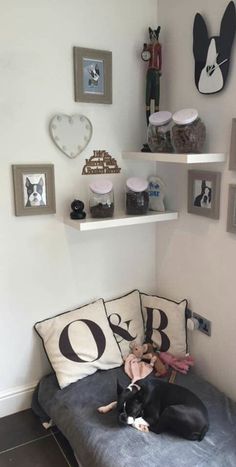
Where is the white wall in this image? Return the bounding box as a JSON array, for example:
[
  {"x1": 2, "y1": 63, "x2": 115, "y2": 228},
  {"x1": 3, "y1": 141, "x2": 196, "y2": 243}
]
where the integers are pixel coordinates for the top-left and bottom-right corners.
[
  {"x1": 157, "y1": 0, "x2": 236, "y2": 400},
  {"x1": 0, "y1": 0, "x2": 159, "y2": 416}
]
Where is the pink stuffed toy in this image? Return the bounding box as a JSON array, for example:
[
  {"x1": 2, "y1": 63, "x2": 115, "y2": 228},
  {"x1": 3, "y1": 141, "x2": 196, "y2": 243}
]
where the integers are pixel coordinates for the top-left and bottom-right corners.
[{"x1": 159, "y1": 352, "x2": 194, "y2": 374}]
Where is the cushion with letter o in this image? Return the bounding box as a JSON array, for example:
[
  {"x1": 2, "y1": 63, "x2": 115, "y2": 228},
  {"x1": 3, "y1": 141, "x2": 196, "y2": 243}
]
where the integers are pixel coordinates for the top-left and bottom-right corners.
[
  {"x1": 34, "y1": 299, "x2": 123, "y2": 389},
  {"x1": 140, "y1": 293, "x2": 187, "y2": 357}
]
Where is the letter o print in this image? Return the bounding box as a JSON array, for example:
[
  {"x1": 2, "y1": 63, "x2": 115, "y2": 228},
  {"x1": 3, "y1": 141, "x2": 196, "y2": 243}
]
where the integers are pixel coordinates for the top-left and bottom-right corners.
[{"x1": 59, "y1": 319, "x2": 106, "y2": 362}]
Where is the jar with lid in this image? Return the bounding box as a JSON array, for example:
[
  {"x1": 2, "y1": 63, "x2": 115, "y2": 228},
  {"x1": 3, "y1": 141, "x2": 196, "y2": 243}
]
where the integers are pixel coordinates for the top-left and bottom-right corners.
[
  {"x1": 147, "y1": 111, "x2": 174, "y2": 153},
  {"x1": 89, "y1": 179, "x2": 114, "y2": 218},
  {"x1": 172, "y1": 108, "x2": 206, "y2": 153},
  {"x1": 126, "y1": 177, "x2": 149, "y2": 215}
]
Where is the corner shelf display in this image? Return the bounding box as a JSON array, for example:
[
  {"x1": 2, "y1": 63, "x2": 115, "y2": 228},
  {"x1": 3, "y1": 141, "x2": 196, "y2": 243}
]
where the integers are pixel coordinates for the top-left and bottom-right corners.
[
  {"x1": 65, "y1": 211, "x2": 178, "y2": 232},
  {"x1": 122, "y1": 152, "x2": 226, "y2": 164}
]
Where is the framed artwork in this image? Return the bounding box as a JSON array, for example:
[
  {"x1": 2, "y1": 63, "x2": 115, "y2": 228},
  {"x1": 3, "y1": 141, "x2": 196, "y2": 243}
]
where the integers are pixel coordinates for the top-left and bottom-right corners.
[
  {"x1": 12, "y1": 164, "x2": 56, "y2": 216},
  {"x1": 188, "y1": 170, "x2": 221, "y2": 219},
  {"x1": 73, "y1": 47, "x2": 112, "y2": 104},
  {"x1": 227, "y1": 184, "x2": 236, "y2": 233},
  {"x1": 229, "y1": 118, "x2": 236, "y2": 170}
]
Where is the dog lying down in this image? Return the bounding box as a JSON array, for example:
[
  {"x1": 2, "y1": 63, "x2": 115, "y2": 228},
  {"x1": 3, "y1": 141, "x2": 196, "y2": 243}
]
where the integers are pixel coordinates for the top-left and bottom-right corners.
[{"x1": 98, "y1": 378, "x2": 209, "y2": 441}]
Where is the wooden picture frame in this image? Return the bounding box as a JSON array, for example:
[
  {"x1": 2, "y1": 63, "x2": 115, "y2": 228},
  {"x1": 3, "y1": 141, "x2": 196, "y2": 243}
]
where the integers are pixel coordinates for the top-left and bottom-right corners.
[
  {"x1": 12, "y1": 164, "x2": 56, "y2": 216},
  {"x1": 229, "y1": 118, "x2": 236, "y2": 170},
  {"x1": 227, "y1": 184, "x2": 236, "y2": 234},
  {"x1": 188, "y1": 170, "x2": 221, "y2": 219},
  {"x1": 73, "y1": 47, "x2": 112, "y2": 104}
]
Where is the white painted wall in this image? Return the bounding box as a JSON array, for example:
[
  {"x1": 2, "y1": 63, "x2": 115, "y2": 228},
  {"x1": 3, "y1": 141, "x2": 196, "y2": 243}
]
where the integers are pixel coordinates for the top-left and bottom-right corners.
[
  {"x1": 0, "y1": 0, "x2": 159, "y2": 416},
  {"x1": 157, "y1": 0, "x2": 236, "y2": 400}
]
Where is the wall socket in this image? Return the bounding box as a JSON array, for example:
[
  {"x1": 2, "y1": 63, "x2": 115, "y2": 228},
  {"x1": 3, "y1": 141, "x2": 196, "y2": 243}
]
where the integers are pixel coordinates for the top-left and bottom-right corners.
[{"x1": 193, "y1": 312, "x2": 212, "y2": 336}]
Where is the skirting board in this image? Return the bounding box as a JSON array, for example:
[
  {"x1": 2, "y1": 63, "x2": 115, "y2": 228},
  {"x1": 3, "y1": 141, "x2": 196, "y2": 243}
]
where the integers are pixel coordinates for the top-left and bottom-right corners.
[{"x1": 0, "y1": 382, "x2": 38, "y2": 418}]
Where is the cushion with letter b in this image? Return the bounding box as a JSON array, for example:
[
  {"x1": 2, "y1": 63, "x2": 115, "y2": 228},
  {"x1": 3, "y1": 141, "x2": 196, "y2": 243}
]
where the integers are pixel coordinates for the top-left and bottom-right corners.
[
  {"x1": 34, "y1": 299, "x2": 123, "y2": 389},
  {"x1": 105, "y1": 290, "x2": 144, "y2": 358},
  {"x1": 140, "y1": 293, "x2": 187, "y2": 357}
]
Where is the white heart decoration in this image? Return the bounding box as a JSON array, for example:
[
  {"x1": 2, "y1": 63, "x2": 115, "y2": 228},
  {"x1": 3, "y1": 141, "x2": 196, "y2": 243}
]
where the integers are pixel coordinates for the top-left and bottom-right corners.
[{"x1": 49, "y1": 113, "x2": 93, "y2": 159}]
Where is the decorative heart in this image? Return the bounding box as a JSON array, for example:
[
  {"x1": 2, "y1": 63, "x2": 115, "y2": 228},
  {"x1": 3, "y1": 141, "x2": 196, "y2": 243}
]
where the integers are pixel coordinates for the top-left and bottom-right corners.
[{"x1": 49, "y1": 113, "x2": 93, "y2": 159}]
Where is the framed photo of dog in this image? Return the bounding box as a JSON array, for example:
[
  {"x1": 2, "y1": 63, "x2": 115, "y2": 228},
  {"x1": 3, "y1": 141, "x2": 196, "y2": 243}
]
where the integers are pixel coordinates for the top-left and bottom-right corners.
[
  {"x1": 12, "y1": 164, "x2": 56, "y2": 216},
  {"x1": 73, "y1": 47, "x2": 112, "y2": 104},
  {"x1": 188, "y1": 170, "x2": 221, "y2": 219},
  {"x1": 227, "y1": 184, "x2": 236, "y2": 234}
]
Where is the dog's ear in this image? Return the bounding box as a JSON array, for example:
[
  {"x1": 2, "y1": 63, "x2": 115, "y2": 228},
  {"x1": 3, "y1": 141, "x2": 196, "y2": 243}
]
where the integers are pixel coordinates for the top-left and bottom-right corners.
[
  {"x1": 38, "y1": 177, "x2": 44, "y2": 187},
  {"x1": 193, "y1": 13, "x2": 209, "y2": 89},
  {"x1": 117, "y1": 380, "x2": 124, "y2": 396},
  {"x1": 193, "y1": 13, "x2": 209, "y2": 61},
  {"x1": 219, "y1": 1, "x2": 236, "y2": 53},
  {"x1": 25, "y1": 177, "x2": 31, "y2": 188}
]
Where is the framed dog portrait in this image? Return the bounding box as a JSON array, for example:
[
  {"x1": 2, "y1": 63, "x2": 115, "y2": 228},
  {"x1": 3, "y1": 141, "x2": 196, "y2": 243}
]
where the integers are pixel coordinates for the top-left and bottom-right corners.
[
  {"x1": 12, "y1": 164, "x2": 56, "y2": 216},
  {"x1": 227, "y1": 184, "x2": 236, "y2": 234},
  {"x1": 188, "y1": 170, "x2": 221, "y2": 219},
  {"x1": 73, "y1": 47, "x2": 112, "y2": 104},
  {"x1": 229, "y1": 118, "x2": 236, "y2": 171}
]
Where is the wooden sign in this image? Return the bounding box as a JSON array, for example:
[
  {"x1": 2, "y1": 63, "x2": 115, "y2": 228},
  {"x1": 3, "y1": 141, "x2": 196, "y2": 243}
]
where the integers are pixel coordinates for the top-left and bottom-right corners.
[{"x1": 82, "y1": 150, "x2": 121, "y2": 175}]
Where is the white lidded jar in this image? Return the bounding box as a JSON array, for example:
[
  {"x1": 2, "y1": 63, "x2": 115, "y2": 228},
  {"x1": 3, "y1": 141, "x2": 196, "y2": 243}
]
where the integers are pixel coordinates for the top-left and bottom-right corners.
[
  {"x1": 89, "y1": 179, "x2": 114, "y2": 218},
  {"x1": 147, "y1": 111, "x2": 174, "y2": 153},
  {"x1": 126, "y1": 177, "x2": 149, "y2": 215},
  {"x1": 172, "y1": 108, "x2": 206, "y2": 153}
]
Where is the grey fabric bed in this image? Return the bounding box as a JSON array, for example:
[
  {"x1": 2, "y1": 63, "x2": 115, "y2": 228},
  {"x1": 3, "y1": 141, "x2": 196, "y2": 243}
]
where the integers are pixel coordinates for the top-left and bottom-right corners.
[{"x1": 34, "y1": 367, "x2": 236, "y2": 467}]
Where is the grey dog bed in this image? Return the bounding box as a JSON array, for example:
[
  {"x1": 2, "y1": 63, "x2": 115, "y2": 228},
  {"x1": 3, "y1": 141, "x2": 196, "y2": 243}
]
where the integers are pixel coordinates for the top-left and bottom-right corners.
[{"x1": 33, "y1": 367, "x2": 236, "y2": 467}]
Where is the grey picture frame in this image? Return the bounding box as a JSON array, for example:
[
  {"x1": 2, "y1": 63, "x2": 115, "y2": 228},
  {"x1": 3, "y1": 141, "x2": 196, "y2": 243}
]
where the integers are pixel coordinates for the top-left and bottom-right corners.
[
  {"x1": 227, "y1": 184, "x2": 236, "y2": 234},
  {"x1": 229, "y1": 118, "x2": 236, "y2": 170},
  {"x1": 73, "y1": 46, "x2": 112, "y2": 104},
  {"x1": 188, "y1": 170, "x2": 221, "y2": 219},
  {"x1": 12, "y1": 164, "x2": 56, "y2": 216}
]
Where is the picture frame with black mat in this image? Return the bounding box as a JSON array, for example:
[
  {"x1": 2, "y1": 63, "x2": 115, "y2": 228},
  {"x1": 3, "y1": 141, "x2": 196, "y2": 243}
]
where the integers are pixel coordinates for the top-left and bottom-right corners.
[{"x1": 188, "y1": 170, "x2": 221, "y2": 219}]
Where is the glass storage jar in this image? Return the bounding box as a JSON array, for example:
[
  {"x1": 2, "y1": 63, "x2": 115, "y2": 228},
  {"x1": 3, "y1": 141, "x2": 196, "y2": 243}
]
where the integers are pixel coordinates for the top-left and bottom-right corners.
[
  {"x1": 147, "y1": 111, "x2": 174, "y2": 153},
  {"x1": 172, "y1": 108, "x2": 206, "y2": 153},
  {"x1": 89, "y1": 179, "x2": 114, "y2": 218},
  {"x1": 126, "y1": 177, "x2": 149, "y2": 215}
]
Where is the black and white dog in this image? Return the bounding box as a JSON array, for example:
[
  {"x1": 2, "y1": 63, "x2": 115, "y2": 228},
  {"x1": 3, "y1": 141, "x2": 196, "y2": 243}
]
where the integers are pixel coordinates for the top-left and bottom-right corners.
[
  {"x1": 25, "y1": 177, "x2": 45, "y2": 207},
  {"x1": 117, "y1": 379, "x2": 209, "y2": 441},
  {"x1": 194, "y1": 180, "x2": 211, "y2": 208}
]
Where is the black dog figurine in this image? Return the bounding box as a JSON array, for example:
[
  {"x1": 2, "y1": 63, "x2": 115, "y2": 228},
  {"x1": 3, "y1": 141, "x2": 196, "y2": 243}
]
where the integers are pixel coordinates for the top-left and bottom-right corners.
[{"x1": 117, "y1": 379, "x2": 209, "y2": 441}]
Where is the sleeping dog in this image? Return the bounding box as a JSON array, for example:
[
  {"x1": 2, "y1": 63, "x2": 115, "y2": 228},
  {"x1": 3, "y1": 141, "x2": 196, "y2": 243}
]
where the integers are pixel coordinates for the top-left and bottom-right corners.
[{"x1": 116, "y1": 379, "x2": 209, "y2": 441}]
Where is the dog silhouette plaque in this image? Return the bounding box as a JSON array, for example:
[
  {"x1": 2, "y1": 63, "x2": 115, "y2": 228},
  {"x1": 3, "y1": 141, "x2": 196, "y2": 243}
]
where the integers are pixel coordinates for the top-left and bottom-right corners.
[{"x1": 193, "y1": 1, "x2": 236, "y2": 94}]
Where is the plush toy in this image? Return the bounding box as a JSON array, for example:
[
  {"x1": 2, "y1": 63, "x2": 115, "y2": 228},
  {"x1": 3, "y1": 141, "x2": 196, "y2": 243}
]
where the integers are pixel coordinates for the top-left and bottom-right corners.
[
  {"x1": 159, "y1": 351, "x2": 194, "y2": 374},
  {"x1": 140, "y1": 343, "x2": 168, "y2": 377},
  {"x1": 124, "y1": 342, "x2": 167, "y2": 382}
]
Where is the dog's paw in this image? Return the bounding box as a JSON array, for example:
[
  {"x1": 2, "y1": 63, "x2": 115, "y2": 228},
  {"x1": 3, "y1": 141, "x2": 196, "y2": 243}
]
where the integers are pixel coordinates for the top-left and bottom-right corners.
[
  {"x1": 132, "y1": 417, "x2": 150, "y2": 432},
  {"x1": 137, "y1": 424, "x2": 149, "y2": 433},
  {"x1": 97, "y1": 405, "x2": 107, "y2": 413}
]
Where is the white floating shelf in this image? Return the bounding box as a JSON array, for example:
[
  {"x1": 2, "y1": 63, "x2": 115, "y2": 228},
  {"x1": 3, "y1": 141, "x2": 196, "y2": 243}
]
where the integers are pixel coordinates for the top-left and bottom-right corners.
[
  {"x1": 122, "y1": 151, "x2": 226, "y2": 164},
  {"x1": 65, "y1": 211, "x2": 178, "y2": 231}
]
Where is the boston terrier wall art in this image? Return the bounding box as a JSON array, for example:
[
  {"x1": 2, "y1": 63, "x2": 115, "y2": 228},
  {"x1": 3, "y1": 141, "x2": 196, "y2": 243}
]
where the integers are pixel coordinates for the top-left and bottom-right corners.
[
  {"x1": 25, "y1": 176, "x2": 45, "y2": 207},
  {"x1": 193, "y1": 1, "x2": 236, "y2": 94}
]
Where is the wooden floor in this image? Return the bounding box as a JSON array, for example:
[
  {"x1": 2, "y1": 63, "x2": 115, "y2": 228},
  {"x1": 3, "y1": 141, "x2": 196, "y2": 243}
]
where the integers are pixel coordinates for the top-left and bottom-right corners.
[{"x1": 0, "y1": 409, "x2": 78, "y2": 467}]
